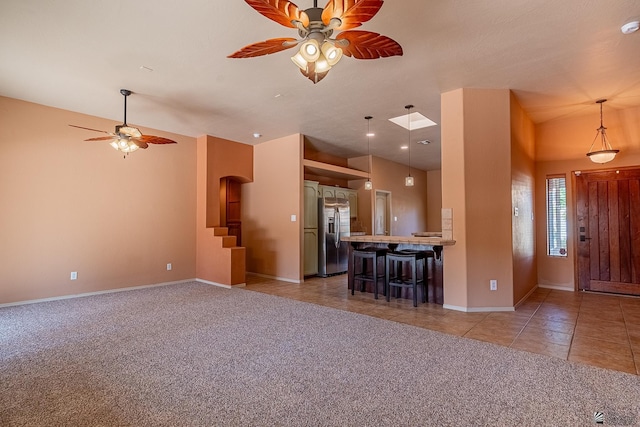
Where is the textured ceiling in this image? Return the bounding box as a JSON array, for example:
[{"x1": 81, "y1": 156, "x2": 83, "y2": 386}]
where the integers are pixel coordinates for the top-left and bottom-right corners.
[{"x1": 1, "y1": 0, "x2": 639, "y2": 171}]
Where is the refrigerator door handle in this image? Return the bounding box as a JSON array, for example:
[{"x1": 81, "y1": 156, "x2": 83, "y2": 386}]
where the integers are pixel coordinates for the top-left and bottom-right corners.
[{"x1": 335, "y1": 208, "x2": 341, "y2": 248}]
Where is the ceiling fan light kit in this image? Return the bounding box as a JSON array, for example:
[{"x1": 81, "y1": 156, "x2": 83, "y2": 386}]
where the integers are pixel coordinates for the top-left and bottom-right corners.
[
  {"x1": 228, "y1": 0, "x2": 403, "y2": 83},
  {"x1": 70, "y1": 89, "x2": 177, "y2": 157},
  {"x1": 586, "y1": 99, "x2": 619, "y2": 164}
]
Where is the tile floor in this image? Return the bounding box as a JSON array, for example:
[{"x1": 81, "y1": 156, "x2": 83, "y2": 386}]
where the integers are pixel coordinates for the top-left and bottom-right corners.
[{"x1": 244, "y1": 273, "x2": 640, "y2": 375}]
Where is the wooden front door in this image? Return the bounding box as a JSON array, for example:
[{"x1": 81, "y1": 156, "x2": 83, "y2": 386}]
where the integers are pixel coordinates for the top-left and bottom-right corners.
[{"x1": 576, "y1": 168, "x2": 640, "y2": 295}]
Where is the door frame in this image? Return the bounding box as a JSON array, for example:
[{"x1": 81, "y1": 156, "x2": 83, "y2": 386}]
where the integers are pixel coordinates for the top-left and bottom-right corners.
[{"x1": 373, "y1": 190, "x2": 392, "y2": 236}]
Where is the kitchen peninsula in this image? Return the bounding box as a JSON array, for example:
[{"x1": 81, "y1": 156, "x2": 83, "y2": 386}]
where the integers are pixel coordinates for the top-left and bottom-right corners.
[{"x1": 341, "y1": 235, "x2": 456, "y2": 305}]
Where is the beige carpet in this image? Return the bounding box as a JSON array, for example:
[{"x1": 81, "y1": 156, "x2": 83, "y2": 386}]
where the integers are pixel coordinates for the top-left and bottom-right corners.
[{"x1": 1, "y1": 281, "x2": 639, "y2": 426}]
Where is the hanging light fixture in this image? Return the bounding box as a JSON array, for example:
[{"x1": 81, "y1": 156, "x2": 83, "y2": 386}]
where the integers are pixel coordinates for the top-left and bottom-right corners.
[
  {"x1": 404, "y1": 105, "x2": 415, "y2": 187},
  {"x1": 228, "y1": 0, "x2": 402, "y2": 84},
  {"x1": 364, "y1": 116, "x2": 373, "y2": 190},
  {"x1": 586, "y1": 99, "x2": 619, "y2": 164}
]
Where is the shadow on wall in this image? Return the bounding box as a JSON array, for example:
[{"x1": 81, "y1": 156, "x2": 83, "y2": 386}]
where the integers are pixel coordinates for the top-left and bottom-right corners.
[{"x1": 243, "y1": 217, "x2": 278, "y2": 277}]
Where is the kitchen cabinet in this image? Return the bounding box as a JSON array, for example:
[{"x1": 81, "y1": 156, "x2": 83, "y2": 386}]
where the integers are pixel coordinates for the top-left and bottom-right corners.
[
  {"x1": 303, "y1": 180, "x2": 319, "y2": 228},
  {"x1": 318, "y1": 185, "x2": 358, "y2": 219},
  {"x1": 303, "y1": 228, "x2": 318, "y2": 276},
  {"x1": 303, "y1": 180, "x2": 319, "y2": 276},
  {"x1": 320, "y1": 186, "x2": 336, "y2": 199},
  {"x1": 347, "y1": 190, "x2": 358, "y2": 219}
]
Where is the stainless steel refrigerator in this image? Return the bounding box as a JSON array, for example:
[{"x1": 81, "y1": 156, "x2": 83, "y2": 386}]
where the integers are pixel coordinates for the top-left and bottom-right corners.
[{"x1": 318, "y1": 197, "x2": 350, "y2": 276}]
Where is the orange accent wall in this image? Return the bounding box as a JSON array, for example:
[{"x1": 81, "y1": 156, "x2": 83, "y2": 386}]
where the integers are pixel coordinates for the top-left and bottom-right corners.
[
  {"x1": 535, "y1": 105, "x2": 640, "y2": 290},
  {"x1": 243, "y1": 134, "x2": 303, "y2": 282},
  {"x1": 510, "y1": 92, "x2": 537, "y2": 304},
  {"x1": 0, "y1": 96, "x2": 196, "y2": 304},
  {"x1": 195, "y1": 135, "x2": 252, "y2": 284},
  {"x1": 442, "y1": 88, "x2": 515, "y2": 309}
]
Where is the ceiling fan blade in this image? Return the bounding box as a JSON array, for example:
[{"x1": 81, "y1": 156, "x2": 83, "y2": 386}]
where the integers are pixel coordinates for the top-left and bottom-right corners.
[
  {"x1": 130, "y1": 139, "x2": 149, "y2": 149},
  {"x1": 228, "y1": 38, "x2": 298, "y2": 58},
  {"x1": 136, "y1": 135, "x2": 177, "y2": 145},
  {"x1": 84, "y1": 136, "x2": 117, "y2": 142},
  {"x1": 300, "y1": 62, "x2": 330, "y2": 84},
  {"x1": 69, "y1": 124, "x2": 112, "y2": 134},
  {"x1": 336, "y1": 30, "x2": 402, "y2": 59},
  {"x1": 322, "y1": 0, "x2": 382, "y2": 30},
  {"x1": 245, "y1": 0, "x2": 309, "y2": 28}
]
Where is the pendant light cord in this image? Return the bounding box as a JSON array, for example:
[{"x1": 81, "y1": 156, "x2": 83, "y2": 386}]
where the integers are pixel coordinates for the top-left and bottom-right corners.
[{"x1": 406, "y1": 105, "x2": 413, "y2": 177}]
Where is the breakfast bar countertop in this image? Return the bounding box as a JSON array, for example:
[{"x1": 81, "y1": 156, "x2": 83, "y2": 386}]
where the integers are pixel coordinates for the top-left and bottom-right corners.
[{"x1": 341, "y1": 235, "x2": 456, "y2": 246}]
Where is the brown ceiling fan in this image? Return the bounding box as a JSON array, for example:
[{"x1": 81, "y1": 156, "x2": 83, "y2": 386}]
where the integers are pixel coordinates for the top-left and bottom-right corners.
[
  {"x1": 70, "y1": 89, "x2": 177, "y2": 156},
  {"x1": 228, "y1": 0, "x2": 403, "y2": 83}
]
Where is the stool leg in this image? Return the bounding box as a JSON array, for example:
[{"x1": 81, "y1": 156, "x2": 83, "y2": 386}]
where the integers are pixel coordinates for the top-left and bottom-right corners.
[
  {"x1": 382, "y1": 256, "x2": 387, "y2": 297},
  {"x1": 411, "y1": 258, "x2": 418, "y2": 307},
  {"x1": 385, "y1": 257, "x2": 391, "y2": 302},
  {"x1": 421, "y1": 258, "x2": 426, "y2": 304},
  {"x1": 373, "y1": 260, "x2": 378, "y2": 300}
]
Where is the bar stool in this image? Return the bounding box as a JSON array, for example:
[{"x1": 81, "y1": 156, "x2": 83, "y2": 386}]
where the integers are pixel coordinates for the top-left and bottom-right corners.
[
  {"x1": 385, "y1": 250, "x2": 427, "y2": 307},
  {"x1": 352, "y1": 247, "x2": 388, "y2": 299}
]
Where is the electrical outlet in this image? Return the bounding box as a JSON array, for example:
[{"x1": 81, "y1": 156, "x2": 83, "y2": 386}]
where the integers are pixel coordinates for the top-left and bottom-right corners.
[
  {"x1": 70, "y1": 271, "x2": 77, "y2": 280},
  {"x1": 490, "y1": 279, "x2": 497, "y2": 291},
  {"x1": 167, "y1": 263, "x2": 172, "y2": 271}
]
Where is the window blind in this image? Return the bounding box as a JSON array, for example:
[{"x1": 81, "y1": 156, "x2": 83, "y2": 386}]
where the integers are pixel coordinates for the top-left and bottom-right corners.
[{"x1": 547, "y1": 175, "x2": 567, "y2": 257}]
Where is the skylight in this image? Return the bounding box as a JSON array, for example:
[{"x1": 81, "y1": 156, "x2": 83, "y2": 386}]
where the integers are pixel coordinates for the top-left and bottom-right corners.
[{"x1": 388, "y1": 111, "x2": 437, "y2": 130}]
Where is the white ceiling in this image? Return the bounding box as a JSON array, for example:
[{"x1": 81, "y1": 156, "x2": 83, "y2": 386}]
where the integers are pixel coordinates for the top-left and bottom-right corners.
[{"x1": 1, "y1": 0, "x2": 639, "y2": 171}]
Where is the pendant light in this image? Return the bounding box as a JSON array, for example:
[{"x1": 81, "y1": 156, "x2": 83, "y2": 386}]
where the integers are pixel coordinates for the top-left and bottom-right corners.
[
  {"x1": 586, "y1": 99, "x2": 619, "y2": 164},
  {"x1": 364, "y1": 116, "x2": 373, "y2": 190},
  {"x1": 404, "y1": 105, "x2": 414, "y2": 187}
]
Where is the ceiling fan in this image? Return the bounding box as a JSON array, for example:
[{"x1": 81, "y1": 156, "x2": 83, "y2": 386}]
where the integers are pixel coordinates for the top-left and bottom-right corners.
[
  {"x1": 228, "y1": 0, "x2": 403, "y2": 83},
  {"x1": 70, "y1": 89, "x2": 177, "y2": 156}
]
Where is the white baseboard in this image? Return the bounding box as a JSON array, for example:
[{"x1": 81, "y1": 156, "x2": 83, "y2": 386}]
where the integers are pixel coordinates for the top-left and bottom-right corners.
[
  {"x1": 443, "y1": 304, "x2": 515, "y2": 313},
  {"x1": 538, "y1": 284, "x2": 575, "y2": 292},
  {"x1": 0, "y1": 279, "x2": 198, "y2": 308},
  {"x1": 514, "y1": 285, "x2": 539, "y2": 308},
  {"x1": 246, "y1": 272, "x2": 302, "y2": 284},
  {"x1": 195, "y1": 278, "x2": 245, "y2": 288}
]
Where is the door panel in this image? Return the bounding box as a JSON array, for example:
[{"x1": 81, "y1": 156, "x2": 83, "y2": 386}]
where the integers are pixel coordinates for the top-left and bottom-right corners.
[{"x1": 576, "y1": 168, "x2": 640, "y2": 295}]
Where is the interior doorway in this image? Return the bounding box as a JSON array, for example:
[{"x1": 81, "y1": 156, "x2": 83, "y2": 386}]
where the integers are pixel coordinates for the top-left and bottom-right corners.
[
  {"x1": 220, "y1": 177, "x2": 242, "y2": 246},
  {"x1": 374, "y1": 190, "x2": 391, "y2": 236},
  {"x1": 575, "y1": 168, "x2": 640, "y2": 296}
]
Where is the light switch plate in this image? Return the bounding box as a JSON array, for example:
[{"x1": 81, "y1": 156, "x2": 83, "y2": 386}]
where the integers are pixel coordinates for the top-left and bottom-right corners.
[{"x1": 291, "y1": 214, "x2": 297, "y2": 222}]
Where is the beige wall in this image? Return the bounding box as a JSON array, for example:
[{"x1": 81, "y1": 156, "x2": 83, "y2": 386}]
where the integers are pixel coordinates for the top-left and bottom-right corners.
[
  {"x1": 535, "y1": 105, "x2": 640, "y2": 290},
  {"x1": 427, "y1": 170, "x2": 442, "y2": 231},
  {"x1": 441, "y1": 88, "x2": 469, "y2": 308},
  {"x1": 348, "y1": 155, "x2": 429, "y2": 236},
  {"x1": 243, "y1": 134, "x2": 303, "y2": 282},
  {"x1": 0, "y1": 96, "x2": 196, "y2": 304},
  {"x1": 368, "y1": 156, "x2": 428, "y2": 236},
  {"x1": 510, "y1": 93, "x2": 537, "y2": 304},
  {"x1": 347, "y1": 155, "x2": 373, "y2": 233},
  {"x1": 442, "y1": 88, "x2": 515, "y2": 310}
]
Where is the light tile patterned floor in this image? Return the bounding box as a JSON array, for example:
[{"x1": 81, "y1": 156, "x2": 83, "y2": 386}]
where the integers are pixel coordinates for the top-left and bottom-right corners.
[{"x1": 244, "y1": 274, "x2": 640, "y2": 375}]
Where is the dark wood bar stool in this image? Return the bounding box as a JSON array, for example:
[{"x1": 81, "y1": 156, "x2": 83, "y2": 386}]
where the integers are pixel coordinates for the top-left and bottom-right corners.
[
  {"x1": 385, "y1": 250, "x2": 428, "y2": 307},
  {"x1": 352, "y1": 247, "x2": 388, "y2": 299}
]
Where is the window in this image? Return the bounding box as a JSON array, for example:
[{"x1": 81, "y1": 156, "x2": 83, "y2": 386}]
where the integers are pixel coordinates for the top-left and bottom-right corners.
[{"x1": 547, "y1": 175, "x2": 567, "y2": 257}]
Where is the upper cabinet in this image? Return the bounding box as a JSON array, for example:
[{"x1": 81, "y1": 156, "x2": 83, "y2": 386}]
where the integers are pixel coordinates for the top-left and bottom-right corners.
[
  {"x1": 347, "y1": 191, "x2": 358, "y2": 220},
  {"x1": 318, "y1": 184, "x2": 358, "y2": 219}
]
